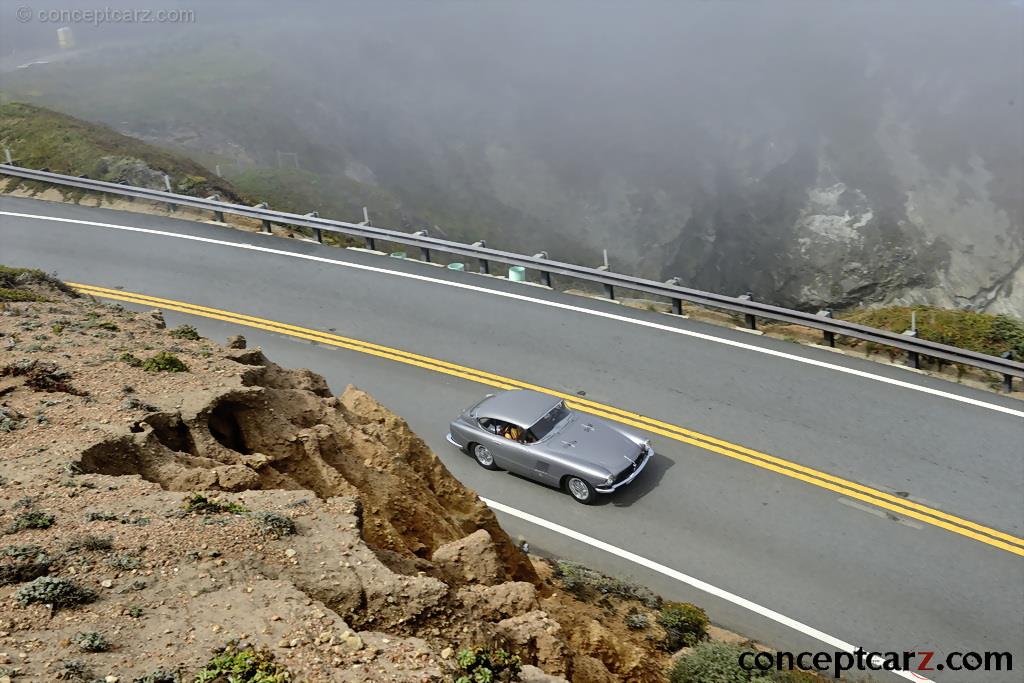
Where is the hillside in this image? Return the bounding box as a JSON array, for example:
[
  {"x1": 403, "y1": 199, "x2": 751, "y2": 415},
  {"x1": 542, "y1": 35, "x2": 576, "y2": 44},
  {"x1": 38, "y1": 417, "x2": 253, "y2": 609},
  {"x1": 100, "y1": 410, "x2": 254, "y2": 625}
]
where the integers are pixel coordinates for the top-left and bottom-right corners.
[
  {"x1": 0, "y1": 268, "x2": 837, "y2": 682},
  {"x1": 0, "y1": 102, "x2": 245, "y2": 203}
]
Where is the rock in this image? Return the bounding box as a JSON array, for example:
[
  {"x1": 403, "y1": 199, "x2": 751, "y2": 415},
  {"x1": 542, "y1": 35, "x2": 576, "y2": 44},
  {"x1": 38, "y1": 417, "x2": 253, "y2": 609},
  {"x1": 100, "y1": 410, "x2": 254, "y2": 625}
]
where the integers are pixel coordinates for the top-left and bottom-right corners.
[
  {"x1": 105, "y1": 676, "x2": 119, "y2": 683},
  {"x1": 432, "y1": 530, "x2": 503, "y2": 585},
  {"x1": 440, "y1": 646, "x2": 453, "y2": 660},
  {"x1": 226, "y1": 334, "x2": 247, "y2": 349},
  {"x1": 100, "y1": 579, "x2": 113, "y2": 588},
  {"x1": 339, "y1": 630, "x2": 363, "y2": 652},
  {"x1": 458, "y1": 582, "x2": 538, "y2": 620},
  {"x1": 495, "y1": 611, "x2": 571, "y2": 677},
  {"x1": 519, "y1": 664, "x2": 569, "y2": 682},
  {"x1": 284, "y1": 549, "x2": 297, "y2": 558},
  {"x1": 147, "y1": 309, "x2": 165, "y2": 329},
  {"x1": 214, "y1": 464, "x2": 260, "y2": 491}
]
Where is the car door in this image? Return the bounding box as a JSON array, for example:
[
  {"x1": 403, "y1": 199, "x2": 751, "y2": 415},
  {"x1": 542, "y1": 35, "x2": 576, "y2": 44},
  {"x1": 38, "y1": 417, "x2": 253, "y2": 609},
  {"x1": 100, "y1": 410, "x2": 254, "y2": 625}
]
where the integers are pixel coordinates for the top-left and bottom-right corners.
[{"x1": 477, "y1": 418, "x2": 517, "y2": 470}]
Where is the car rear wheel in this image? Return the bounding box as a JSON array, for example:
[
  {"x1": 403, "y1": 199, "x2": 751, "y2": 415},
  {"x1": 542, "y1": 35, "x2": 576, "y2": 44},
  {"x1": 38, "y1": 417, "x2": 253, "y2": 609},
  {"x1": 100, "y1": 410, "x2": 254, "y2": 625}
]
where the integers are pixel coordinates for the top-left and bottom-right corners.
[
  {"x1": 565, "y1": 476, "x2": 597, "y2": 504},
  {"x1": 471, "y1": 443, "x2": 500, "y2": 470}
]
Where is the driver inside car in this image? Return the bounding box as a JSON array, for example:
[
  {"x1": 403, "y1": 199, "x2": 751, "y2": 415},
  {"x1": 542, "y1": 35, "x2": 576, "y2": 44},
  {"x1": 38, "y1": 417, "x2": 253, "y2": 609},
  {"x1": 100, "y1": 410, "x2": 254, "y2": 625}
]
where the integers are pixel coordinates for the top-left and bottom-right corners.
[{"x1": 503, "y1": 424, "x2": 523, "y2": 441}]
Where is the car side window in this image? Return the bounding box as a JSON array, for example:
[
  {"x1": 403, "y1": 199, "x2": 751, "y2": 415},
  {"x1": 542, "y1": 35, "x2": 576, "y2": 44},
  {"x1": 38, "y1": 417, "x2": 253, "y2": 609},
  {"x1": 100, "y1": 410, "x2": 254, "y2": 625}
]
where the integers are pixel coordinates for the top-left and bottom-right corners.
[{"x1": 478, "y1": 417, "x2": 503, "y2": 435}]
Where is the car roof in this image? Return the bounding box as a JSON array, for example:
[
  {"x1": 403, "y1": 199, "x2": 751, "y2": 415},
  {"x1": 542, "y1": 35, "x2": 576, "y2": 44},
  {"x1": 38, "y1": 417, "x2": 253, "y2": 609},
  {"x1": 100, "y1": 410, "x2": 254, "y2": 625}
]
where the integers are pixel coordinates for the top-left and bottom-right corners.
[{"x1": 476, "y1": 390, "x2": 563, "y2": 427}]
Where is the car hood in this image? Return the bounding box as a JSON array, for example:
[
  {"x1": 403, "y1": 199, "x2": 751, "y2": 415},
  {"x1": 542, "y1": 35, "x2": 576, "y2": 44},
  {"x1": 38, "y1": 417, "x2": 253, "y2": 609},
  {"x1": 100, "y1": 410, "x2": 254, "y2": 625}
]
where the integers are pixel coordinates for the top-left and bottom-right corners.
[{"x1": 538, "y1": 416, "x2": 643, "y2": 474}]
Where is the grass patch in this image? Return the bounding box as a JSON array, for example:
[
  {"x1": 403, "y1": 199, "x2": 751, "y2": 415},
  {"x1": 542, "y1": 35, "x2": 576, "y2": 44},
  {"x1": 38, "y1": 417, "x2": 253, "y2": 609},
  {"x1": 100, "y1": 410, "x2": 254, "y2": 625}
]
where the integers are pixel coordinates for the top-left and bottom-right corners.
[
  {"x1": 841, "y1": 306, "x2": 1024, "y2": 360},
  {"x1": 74, "y1": 631, "x2": 111, "y2": 653},
  {"x1": 0, "y1": 544, "x2": 51, "y2": 586},
  {"x1": 169, "y1": 324, "x2": 201, "y2": 340},
  {"x1": 142, "y1": 352, "x2": 188, "y2": 373},
  {"x1": 249, "y1": 511, "x2": 297, "y2": 539}
]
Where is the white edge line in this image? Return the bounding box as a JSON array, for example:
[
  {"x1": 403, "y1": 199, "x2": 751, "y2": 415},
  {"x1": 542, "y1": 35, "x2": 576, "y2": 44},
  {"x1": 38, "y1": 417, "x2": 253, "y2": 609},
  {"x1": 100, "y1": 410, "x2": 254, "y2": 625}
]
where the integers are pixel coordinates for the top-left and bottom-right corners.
[
  {"x1": 2, "y1": 208, "x2": 1021, "y2": 420},
  {"x1": 483, "y1": 496, "x2": 933, "y2": 682}
]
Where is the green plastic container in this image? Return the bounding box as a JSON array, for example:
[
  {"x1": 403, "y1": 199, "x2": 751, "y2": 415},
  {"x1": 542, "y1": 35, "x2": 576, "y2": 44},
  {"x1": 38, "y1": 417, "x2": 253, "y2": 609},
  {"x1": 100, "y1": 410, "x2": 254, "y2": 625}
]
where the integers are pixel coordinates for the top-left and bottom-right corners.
[
  {"x1": 389, "y1": 251, "x2": 407, "y2": 259},
  {"x1": 508, "y1": 266, "x2": 527, "y2": 282},
  {"x1": 447, "y1": 262, "x2": 466, "y2": 271}
]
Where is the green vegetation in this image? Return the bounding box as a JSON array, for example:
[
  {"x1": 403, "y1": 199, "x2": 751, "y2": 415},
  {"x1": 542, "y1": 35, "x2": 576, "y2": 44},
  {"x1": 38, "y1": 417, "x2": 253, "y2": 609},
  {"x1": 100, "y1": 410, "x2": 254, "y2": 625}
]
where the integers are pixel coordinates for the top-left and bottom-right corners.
[
  {"x1": 554, "y1": 560, "x2": 659, "y2": 607},
  {"x1": 658, "y1": 602, "x2": 709, "y2": 651},
  {"x1": 4, "y1": 510, "x2": 55, "y2": 534},
  {"x1": 0, "y1": 265, "x2": 75, "y2": 302},
  {"x1": 120, "y1": 352, "x2": 144, "y2": 368},
  {"x1": 194, "y1": 643, "x2": 291, "y2": 683},
  {"x1": 65, "y1": 534, "x2": 114, "y2": 552},
  {"x1": 169, "y1": 324, "x2": 201, "y2": 340},
  {"x1": 668, "y1": 642, "x2": 826, "y2": 683},
  {"x1": 74, "y1": 631, "x2": 111, "y2": 653},
  {"x1": 454, "y1": 647, "x2": 522, "y2": 683},
  {"x1": 624, "y1": 609, "x2": 649, "y2": 630},
  {"x1": 0, "y1": 102, "x2": 244, "y2": 202},
  {"x1": 184, "y1": 493, "x2": 248, "y2": 515},
  {"x1": 143, "y1": 352, "x2": 188, "y2": 373},
  {"x1": 249, "y1": 511, "x2": 297, "y2": 539},
  {"x1": 15, "y1": 576, "x2": 96, "y2": 609},
  {"x1": 841, "y1": 306, "x2": 1024, "y2": 360}
]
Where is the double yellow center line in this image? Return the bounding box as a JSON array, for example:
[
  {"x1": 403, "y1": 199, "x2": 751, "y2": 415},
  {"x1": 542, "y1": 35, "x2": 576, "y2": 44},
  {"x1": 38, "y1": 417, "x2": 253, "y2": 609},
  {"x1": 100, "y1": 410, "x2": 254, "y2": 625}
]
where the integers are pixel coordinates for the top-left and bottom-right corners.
[{"x1": 71, "y1": 282, "x2": 1024, "y2": 557}]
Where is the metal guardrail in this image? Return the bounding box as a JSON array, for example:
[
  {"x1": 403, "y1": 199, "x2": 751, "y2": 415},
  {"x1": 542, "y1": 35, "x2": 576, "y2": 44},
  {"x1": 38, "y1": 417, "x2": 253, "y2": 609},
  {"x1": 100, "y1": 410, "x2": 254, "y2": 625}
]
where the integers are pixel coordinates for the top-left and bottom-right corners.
[{"x1": 2, "y1": 163, "x2": 1022, "y2": 390}]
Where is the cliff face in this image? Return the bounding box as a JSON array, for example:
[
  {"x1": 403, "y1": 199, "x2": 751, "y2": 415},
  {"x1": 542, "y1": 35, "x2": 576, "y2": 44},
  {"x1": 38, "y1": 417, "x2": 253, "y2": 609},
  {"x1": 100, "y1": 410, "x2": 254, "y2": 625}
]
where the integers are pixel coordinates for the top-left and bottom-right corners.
[{"x1": 0, "y1": 276, "x2": 674, "y2": 682}]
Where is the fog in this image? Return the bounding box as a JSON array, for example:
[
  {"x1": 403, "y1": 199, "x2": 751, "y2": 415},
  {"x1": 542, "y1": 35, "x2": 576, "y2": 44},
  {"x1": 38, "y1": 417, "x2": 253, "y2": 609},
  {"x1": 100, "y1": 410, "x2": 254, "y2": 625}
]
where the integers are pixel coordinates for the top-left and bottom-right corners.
[{"x1": 2, "y1": 0, "x2": 1022, "y2": 311}]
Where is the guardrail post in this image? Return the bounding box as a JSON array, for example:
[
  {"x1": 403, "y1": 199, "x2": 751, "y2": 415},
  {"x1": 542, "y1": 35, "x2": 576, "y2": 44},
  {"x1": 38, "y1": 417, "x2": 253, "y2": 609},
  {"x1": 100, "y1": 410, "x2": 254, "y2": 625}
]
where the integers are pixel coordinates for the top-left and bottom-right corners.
[
  {"x1": 902, "y1": 329, "x2": 920, "y2": 368},
  {"x1": 414, "y1": 230, "x2": 431, "y2": 262},
  {"x1": 205, "y1": 195, "x2": 224, "y2": 222},
  {"x1": 738, "y1": 293, "x2": 756, "y2": 329},
  {"x1": 665, "y1": 278, "x2": 683, "y2": 315},
  {"x1": 533, "y1": 252, "x2": 551, "y2": 287},
  {"x1": 473, "y1": 241, "x2": 490, "y2": 274},
  {"x1": 252, "y1": 202, "x2": 271, "y2": 233},
  {"x1": 603, "y1": 283, "x2": 615, "y2": 300},
  {"x1": 1001, "y1": 352, "x2": 1014, "y2": 392},
  {"x1": 304, "y1": 212, "x2": 321, "y2": 242},
  {"x1": 163, "y1": 174, "x2": 176, "y2": 212},
  {"x1": 817, "y1": 309, "x2": 835, "y2": 347}
]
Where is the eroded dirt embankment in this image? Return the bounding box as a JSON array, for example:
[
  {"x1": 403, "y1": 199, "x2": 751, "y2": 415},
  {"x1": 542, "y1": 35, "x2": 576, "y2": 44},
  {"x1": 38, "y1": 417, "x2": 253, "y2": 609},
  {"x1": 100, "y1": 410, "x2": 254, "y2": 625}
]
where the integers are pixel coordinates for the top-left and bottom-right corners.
[{"x1": 0, "y1": 275, "x2": 680, "y2": 682}]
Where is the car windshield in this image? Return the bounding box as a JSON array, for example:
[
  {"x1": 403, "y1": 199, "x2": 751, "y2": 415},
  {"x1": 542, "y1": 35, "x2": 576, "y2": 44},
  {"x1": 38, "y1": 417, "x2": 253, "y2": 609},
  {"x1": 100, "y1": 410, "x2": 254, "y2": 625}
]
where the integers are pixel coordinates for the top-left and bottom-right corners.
[{"x1": 528, "y1": 403, "x2": 571, "y2": 441}]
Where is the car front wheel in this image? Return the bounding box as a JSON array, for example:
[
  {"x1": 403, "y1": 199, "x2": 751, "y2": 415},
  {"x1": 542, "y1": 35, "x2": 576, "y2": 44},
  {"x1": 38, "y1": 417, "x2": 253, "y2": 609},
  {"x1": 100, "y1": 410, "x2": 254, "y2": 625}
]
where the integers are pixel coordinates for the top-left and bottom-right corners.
[
  {"x1": 471, "y1": 443, "x2": 500, "y2": 470},
  {"x1": 565, "y1": 476, "x2": 597, "y2": 504}
]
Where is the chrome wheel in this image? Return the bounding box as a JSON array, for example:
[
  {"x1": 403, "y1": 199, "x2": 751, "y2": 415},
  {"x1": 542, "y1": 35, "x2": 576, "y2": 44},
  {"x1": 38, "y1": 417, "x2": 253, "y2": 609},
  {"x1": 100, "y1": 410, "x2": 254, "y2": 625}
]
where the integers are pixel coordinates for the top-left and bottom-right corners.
[
  {"x1": 473, "y1": 443, "x2": 496, "y2": 469},
  {"x1": 567, "y1": 476, "x2": 592, "y2": 502}
]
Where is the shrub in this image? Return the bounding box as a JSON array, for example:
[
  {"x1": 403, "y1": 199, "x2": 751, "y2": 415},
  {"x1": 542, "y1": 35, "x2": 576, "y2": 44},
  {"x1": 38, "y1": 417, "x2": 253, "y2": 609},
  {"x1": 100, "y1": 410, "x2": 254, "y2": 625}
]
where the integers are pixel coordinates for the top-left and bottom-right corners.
[
  {"x1": 250, "y1": 511, "x2": 297, "y2": 539},
  {"x1": 184, "y1": 493, "x2": 248, "y2": 515},
  {"x1": 143, "y1": 352, "x2": 188, "y2": 373},
  {"x1": 132, "y1": 668, "x2": 180, "y2": 683},
  {"x1": 4, "y1": 510, "x2": 55, "y2": 534},
  {"x1": 66, "y1": 534, "x2": 114, "y2": 552},
  {"x1": 108, "y1": 554, "x2": 141, "y2": 570},
  {"x1": 194, "y1": 643, "x2": 291, "y2": 683},
  {"x1": 15, "y1": 576, "x2": 96, "y2": 609},
  {"x1": 120, "y1": 352, "x2": 144, "y2": 367},
  {"x1": 554, "y1": 560, "x2": 660, "y2": 607},
  {"x1": 455, "y1": 647, "x2": 522, "y2": 683},
  {"x1": 169, "y1": 324, "x2": 201, "y2": 340},
  {"x1": 658, "y1": 602, "x2": 709, "y2": 651},
  {"x1": 127, "y1": 605, "x2": 144, "y2": 617},
  {"x1": 624, "y1": 609, "x2": 649, "y2": 630},
  {"x1": 55, "y1": 659, "x2": 92, "y2": 681},
  {"x1": 74, "y1": 631, "x2": 111, "y2": 653},
  {"x1": 85, "y1": 511, "x2": 119, "y2": 522}
]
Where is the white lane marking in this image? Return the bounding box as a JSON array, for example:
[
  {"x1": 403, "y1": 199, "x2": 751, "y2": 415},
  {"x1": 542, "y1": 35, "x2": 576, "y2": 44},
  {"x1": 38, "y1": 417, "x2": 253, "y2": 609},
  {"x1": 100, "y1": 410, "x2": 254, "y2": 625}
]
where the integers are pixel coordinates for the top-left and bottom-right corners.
[
  {"x1": 3, "y1": 208, "x2": 1022, "y2": 420},
  {"x1": 483, "y1": 497, "x2": 933, "y2": 682}
]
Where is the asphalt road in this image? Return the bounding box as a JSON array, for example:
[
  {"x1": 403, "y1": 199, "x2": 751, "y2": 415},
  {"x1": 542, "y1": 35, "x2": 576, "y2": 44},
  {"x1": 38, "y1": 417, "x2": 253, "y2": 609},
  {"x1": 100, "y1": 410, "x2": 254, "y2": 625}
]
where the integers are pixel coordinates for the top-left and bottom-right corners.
[{"x1": 2, "y1": 196, "x2": 1022, "y2": 682}]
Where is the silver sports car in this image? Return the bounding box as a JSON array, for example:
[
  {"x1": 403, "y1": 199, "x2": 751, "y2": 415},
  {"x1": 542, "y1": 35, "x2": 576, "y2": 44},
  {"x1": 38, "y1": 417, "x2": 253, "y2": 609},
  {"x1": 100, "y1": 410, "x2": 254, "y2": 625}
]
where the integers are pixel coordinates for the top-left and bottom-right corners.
[{"x1": 447, "y1": 389, "x2": 653, "y2": 504}]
